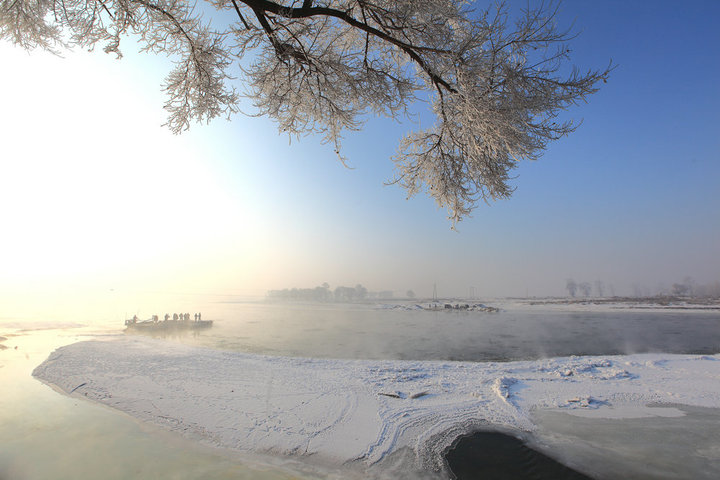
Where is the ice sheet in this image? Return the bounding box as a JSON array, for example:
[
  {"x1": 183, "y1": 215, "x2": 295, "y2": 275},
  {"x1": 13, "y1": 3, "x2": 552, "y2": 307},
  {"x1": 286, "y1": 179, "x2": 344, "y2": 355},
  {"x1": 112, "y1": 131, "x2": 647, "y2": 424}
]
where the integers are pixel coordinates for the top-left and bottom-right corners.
[{"x1": 33, "y1": 338, "x2": 720, "y2": 473}]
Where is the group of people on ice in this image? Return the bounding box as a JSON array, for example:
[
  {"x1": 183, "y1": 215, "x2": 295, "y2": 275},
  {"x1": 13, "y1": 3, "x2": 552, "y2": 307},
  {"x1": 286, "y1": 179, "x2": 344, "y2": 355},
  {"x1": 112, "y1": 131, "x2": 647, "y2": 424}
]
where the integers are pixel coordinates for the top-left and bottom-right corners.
[
  {"x1": 127, "y1": 313, "x2": 203, "y2": 324},
  {"x1": 163, "y1": 313, "x2": 202, "y2": 322},
  {"x1": 125, "y1": 312, "x2": 210, "y2": 328}
]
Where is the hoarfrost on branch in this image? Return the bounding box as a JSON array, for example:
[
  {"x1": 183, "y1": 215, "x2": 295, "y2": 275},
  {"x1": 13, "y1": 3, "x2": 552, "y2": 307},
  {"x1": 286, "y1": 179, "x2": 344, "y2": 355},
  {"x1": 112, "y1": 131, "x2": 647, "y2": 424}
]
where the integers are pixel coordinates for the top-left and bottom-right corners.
[{"x1": 0, "y1": 0, "x2": 611, "y2": 223}]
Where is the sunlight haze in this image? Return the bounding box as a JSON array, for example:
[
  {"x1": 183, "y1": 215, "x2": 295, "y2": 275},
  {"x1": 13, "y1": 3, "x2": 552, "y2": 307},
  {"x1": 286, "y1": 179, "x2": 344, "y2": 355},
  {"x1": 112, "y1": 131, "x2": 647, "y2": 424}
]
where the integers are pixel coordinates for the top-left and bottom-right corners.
[{"x1": 1, "y1": 1, "x2": 719, "y2": 323}]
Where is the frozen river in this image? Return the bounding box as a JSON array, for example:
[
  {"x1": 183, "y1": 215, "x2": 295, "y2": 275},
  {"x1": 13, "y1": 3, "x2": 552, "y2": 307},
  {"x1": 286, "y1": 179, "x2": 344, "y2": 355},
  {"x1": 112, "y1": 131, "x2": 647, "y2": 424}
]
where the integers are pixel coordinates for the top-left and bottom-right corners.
[{"x1": 3, "y1": 299, "x2": 720, "y2": 479}]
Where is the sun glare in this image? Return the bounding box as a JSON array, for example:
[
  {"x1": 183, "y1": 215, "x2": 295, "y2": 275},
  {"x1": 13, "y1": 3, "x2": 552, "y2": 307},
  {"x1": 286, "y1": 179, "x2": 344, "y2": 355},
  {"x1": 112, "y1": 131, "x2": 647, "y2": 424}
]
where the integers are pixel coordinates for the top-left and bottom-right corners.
[{"x1": 0, "y1": 45, "x2": 263, "y2": 299}]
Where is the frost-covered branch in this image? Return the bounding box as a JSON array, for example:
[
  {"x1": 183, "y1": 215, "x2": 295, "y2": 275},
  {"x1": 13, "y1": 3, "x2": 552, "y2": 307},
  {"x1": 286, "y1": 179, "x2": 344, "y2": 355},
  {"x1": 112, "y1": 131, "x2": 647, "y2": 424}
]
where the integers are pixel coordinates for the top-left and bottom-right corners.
[{"x1": 0, "y1": 0, "x2": 611, "y2": 224}]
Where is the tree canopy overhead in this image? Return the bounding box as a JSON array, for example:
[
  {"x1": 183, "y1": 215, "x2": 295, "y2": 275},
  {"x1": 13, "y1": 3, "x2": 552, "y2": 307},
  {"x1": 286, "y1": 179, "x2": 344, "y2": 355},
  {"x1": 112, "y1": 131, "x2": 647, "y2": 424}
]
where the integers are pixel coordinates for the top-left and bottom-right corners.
[{"x1": 1, "y1": 0, "x2": 611, "y2": 224}]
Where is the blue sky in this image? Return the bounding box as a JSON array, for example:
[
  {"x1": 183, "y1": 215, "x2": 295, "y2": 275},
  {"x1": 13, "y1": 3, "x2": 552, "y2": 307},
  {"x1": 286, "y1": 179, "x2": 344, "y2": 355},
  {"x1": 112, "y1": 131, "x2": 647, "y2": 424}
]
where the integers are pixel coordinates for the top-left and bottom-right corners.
[{"x1": 1, "y1": 0, "x2": 718, "y2": 306}]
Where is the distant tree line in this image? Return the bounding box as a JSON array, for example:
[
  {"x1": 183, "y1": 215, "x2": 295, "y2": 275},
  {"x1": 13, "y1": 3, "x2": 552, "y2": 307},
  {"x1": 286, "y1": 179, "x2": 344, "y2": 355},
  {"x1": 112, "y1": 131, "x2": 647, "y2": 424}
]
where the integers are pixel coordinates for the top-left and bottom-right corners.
[
  {"x1": 566, "y1": 277, "x2": 720, "y2": 298},
  {"x1": 668, "y1": 277, "x2": 720, "y2": 298},
  {"x1": 565, "y1": 279, "x2": 613, "y2": 298},
  {"x1": 631, "y1": 277, "x2": 720, "y2": 298},
  {"x1": 268, "y1": 283, "x2": 398, "y2": 302}
]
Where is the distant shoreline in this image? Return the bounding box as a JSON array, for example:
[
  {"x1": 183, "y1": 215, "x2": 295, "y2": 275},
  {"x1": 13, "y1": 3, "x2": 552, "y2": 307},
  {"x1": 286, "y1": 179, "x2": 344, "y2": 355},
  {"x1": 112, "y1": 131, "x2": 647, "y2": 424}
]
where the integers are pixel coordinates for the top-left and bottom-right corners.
[{"x1": 522, "y1": 296, "x2": 720, "y2": 310}]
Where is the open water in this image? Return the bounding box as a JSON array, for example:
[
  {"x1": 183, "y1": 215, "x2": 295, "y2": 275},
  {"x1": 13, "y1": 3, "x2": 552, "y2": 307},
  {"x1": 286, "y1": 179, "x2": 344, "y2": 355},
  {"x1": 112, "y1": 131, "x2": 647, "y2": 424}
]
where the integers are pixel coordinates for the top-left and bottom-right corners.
[{"x1": 2, "y1": 298, "x2": 719, "y2": 479}]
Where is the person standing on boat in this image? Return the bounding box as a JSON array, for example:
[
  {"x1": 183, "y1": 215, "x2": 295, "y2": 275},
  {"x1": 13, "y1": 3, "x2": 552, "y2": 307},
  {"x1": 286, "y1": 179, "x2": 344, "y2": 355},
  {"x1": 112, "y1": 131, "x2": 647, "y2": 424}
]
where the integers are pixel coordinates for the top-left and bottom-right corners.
[
  {"x1": 173, "y1": 313, "x2": 178, "y2": 321},
  {"x1": 164, "y1": 313, "x2": 170, "y2": 322},
  {"x1": 198, "y1": 312, "x2": 202, "y2": 321}
]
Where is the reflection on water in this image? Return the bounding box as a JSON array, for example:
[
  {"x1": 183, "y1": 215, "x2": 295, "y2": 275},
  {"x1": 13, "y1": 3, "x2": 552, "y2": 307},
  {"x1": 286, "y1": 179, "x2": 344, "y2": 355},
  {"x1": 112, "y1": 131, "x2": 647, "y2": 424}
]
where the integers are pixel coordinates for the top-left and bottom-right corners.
[{"x1": 3, "y1": 300, "x2": 719, "y2": 479}]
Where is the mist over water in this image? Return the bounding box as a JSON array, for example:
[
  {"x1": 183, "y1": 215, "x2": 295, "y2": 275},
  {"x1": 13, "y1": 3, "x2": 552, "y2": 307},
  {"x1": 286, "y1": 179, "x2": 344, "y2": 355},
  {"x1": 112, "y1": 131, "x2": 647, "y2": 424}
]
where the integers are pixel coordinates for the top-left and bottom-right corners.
[
  {"x1": 3, "y1": 298, "x2": 719, "y2": 479},
  {"x1": 126, "y1": 300, "x2": 720, "y2": 362}
]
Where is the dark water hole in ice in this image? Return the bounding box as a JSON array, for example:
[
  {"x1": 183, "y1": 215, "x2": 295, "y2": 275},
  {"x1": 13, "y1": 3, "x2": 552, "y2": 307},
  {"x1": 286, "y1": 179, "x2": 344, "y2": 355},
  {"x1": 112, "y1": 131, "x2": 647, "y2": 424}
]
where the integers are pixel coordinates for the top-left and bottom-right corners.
[{"x1": 446, "y1": 431, "x2": 594, "y2": 480}]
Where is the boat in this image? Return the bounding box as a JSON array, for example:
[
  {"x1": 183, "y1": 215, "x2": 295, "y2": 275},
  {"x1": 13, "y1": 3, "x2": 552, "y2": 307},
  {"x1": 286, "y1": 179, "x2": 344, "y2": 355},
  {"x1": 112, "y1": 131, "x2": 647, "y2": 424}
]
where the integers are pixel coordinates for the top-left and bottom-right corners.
[{"x1": 124, "y1": 316, "x2": 213, "y2": 330}]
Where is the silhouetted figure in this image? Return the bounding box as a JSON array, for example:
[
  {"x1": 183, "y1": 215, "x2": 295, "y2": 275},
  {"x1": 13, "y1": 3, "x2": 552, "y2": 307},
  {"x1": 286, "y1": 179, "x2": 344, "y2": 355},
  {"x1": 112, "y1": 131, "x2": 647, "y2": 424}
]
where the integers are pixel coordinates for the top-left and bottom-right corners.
[
  {"x1": 198, "y1": 312, "x2": 202, "y2": 321},
  {"x1": 164, "y1": 313, "x2": 170, "y2": 322},
  {"x1": 194, "y1": 313, "x2": 198, "y2": 321},
  {"x1": 173, "y1": 313, "x2": 179, "y2": 321}
]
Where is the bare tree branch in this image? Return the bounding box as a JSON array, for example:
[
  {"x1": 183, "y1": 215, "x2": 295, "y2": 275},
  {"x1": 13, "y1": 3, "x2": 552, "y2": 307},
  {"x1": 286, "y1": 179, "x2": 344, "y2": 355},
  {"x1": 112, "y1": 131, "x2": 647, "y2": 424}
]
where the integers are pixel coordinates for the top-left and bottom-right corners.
[{"x1": 0, "y1": 0, "x2": 612, "y2": 225}]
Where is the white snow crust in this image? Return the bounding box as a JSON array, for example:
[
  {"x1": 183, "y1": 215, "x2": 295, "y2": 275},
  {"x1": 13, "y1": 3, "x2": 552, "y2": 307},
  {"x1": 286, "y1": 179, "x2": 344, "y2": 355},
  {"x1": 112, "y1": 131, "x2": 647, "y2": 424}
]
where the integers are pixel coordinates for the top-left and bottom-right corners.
[{"x1": 33, "y1": 337, "x2": 720, "y2": 472}]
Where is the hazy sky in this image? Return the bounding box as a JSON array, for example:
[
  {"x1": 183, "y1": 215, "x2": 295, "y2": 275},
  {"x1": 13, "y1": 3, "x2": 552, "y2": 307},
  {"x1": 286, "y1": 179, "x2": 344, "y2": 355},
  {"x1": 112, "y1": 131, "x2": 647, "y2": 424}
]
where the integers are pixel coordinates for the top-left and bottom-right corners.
[{"x1": 1, "y1": 0, "x2": 719, "y2": 309}]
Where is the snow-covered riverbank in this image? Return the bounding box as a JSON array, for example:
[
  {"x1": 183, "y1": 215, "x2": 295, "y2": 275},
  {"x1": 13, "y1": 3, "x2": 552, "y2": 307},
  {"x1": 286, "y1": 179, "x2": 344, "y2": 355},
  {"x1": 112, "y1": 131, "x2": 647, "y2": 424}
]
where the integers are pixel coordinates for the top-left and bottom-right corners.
[{"x1": 33, "y1": 337, "x2": 720, "y2": 475}]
